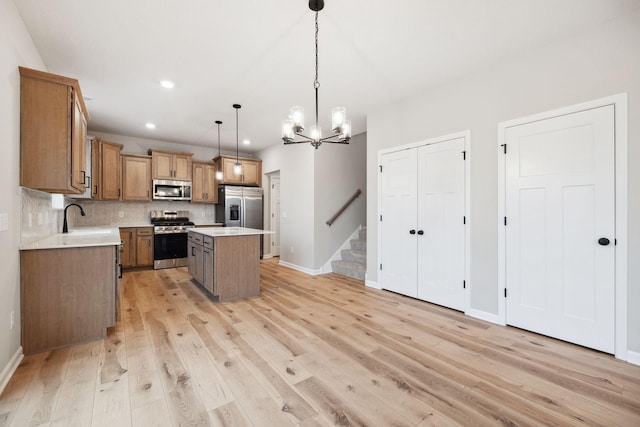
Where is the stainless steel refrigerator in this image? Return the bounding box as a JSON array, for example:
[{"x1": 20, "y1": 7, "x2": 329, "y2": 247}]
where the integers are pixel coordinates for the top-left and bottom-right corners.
[{"x1": 216, "y1": 186, "x2": 264, "y2": 256}]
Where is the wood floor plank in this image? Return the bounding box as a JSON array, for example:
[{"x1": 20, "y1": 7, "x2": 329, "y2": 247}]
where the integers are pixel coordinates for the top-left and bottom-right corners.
[
  {"x1": 9, "y1": 347, "x2": 72, "y2": 426},
  {"x1": 50, "y1": 341, "x2": 100, "y2": 427},
  {"x1": 4, "y1": 259, "x2": 640, "y2": 427}
]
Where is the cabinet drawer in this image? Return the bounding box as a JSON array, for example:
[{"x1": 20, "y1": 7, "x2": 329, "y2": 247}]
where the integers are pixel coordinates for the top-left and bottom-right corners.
[
  {"x1": 189, "y1": 233, "x2": 203, "y2": 244},
  {"x1": 136, "y1": 228, "x2": 153, "y2": 236},
  {"x1": 203, "y1": 236, "x2": 213, "y2": 249}
]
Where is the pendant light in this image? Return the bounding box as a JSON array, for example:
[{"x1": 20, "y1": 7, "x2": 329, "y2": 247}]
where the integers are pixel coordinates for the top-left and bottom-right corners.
[
  {"x1": 233, "y1": 104, "x2": 242, "y2": 175},
  {"x1": 215, "y1": 120, "x2": 224, "y2": 180},
  {"x1": 281, "y1": 0, "x2": 351, "y2": 149}
]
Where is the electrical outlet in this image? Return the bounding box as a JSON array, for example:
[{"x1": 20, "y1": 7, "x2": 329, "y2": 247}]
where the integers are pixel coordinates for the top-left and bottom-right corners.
[
  {"x1": 37, "y1": 212, "x2": 43, "y2": 225},
  {"x1": 118, "y1": 211, "x2": 124, "y2": 218},
  {"x1": 290, "y1": 246, "x2": 294, "y2": 254},
  {"x1": 10, "y1": 311, "x2": 15, "y2": 330}
]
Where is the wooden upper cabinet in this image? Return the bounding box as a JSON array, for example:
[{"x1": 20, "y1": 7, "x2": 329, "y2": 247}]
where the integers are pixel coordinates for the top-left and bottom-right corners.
[
  {"x1": 192, "y1": 162, "x2": 218, "y2": 203},
  {"x1": 19, "y1": 67, "x2": 90, "y2": 194},
  {"x1": 121, "y1": 154, "x2": 152, "y2": 201},
  {"x1": 91, "y1": 138, "x2": 123, "y2": 200},
  {"x1": 149, "y1": 149, "x2": 192, "y2": 181},
  {"x1": 214, "y1": 155, "x2": 262, "y2": 187}
]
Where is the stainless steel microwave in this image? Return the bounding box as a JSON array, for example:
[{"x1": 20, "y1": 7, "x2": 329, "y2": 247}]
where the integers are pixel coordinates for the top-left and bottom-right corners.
[{"x1": 152, "y1": 179, "x2": 192, "y2": 201}]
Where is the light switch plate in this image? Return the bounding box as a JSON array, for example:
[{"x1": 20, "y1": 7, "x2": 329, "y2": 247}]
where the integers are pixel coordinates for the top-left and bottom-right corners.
[{"x1": 0, "y1": 213, "x2": 8, "y2": 231}]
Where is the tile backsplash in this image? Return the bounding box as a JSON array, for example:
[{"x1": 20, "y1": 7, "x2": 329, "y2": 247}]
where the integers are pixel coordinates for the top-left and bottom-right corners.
[
  {"x1": 67, "y1": 200, "x2": 217, "y2": 227},
  {"x1": 21, "y1": 187, "x2": 218, "y2": 245},
  {"x1": 21, "y1": 187, "x2": 63, "y2": 245}
]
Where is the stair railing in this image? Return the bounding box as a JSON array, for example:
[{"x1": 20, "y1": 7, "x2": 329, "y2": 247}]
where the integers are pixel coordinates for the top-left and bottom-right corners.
[{"x1": 326, "y1": 189, "x2": 362, "y2": 226}]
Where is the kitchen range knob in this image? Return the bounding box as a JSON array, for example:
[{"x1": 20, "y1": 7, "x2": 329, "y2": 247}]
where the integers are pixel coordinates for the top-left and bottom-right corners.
[{"x1": 598, "y1": 237, "x2": 610, "y2": 246}]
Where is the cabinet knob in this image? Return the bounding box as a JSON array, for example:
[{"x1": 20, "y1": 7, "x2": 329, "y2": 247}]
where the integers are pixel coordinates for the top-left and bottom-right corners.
[{"x1": 409, "y1": 229, "x2": 416, "y2": 235}]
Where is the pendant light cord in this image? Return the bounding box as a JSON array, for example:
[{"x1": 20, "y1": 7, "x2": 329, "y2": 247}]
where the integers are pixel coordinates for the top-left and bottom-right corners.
[
  {"x1": 235, "y1": 106, "x2": 239, "y2": 163},
  {"x1": 314, "y1": 11, "x2": 319, "y2": 129}
]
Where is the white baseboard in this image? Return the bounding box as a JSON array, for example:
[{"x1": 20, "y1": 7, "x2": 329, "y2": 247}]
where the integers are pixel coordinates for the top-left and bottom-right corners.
[
  {"x1": 365, "y1": 279, "x2": 380, "y2": 289},
  {"x1": 0, "y1": 346, "x2": 23, "y2": 396},
  {"x1": 278, "y1": 260, "x2": 323, "y2": 276},
  {"x1": 626, "y1": 350, "x2": 640, "y2": 366},
  {"x1": 465, "y1": 308, "x2": 500, "y2": 325},
  {"x1": 262, "y1": 254, "x2": 273, "y2": 260}
]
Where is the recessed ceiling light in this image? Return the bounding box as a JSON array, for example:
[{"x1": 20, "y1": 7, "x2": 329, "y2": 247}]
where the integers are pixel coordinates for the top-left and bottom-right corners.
[
  {"x1": 242, "y1": 139, "x2": 251, "y2": 145},
  {"x1": 160, "y1": 80, "x2": 175, "y2": 89},
  {"x1": 145, "y1": 123, "x2": 156, "y2": 129}
]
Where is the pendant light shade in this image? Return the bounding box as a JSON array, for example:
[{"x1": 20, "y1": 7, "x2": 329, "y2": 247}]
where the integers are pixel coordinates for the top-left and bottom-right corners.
[
  {"x1": 233, "y1": 104, "x2": 242, "y2": 175},
  {"x1": 215, "y1": 120, "x2": 223, "y2": 180}
]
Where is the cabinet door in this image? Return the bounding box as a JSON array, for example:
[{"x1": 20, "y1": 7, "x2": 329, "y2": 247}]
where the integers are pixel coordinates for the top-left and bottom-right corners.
[
  {"x1": 122, "y1": 156, "x2": 152, "y2": 201},
  {"x1": 173, "y1": 154, "x2": 192, "y2": 181},
  {"x1": 203, "y1": 248, "x2": 214, "y2": 293},
  {"x1": 119, "y1": 228, "x2": 136, "y2": 268},
  {"x1": 222, "y1": 157, "x2": 243, "y2": 184},
  {"x1": 188, "y1": 241, "x2": 204, "y2": 284},
  {"x1": 136, "y1": 233, "x2": 154, "y2": 267},
  {"x1": 91, "y1": 139, "x2": 101, "y2": 198},
  {"x1": 205, "y1": 164, "x2": 218, "y2": 203},
  {"x1": 101, "y1": 142, "x2": 122, "y2": 200},
  {"x1": 71, "y1": 91, "x2": 87, "y2": 192},
  {"x1": 152, "y1": 151, "x2": 174, "y2": 179},
  {"x1": 241, "y1": 161, "x2": 260, "y2": 186},
  {"x1": 192, "y1": 163, "x2": 205, "y2": 202}
]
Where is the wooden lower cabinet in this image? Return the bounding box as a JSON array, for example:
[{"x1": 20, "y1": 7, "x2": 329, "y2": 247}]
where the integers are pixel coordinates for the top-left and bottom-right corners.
[
  {"x1": 20, "y1": 245, "x2": 118, "y2": 354},
  {"x1": 120, "y1": 227, "x2": 154, "y2": 268},
  {"x1": 188, "y1": 231, "x2": 259, "y2": 301}
]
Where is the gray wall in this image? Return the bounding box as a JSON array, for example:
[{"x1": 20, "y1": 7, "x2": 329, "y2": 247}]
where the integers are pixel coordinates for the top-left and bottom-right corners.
[
  {"x1": 366, "y1": 10, "x2": 640, "y2": 351},
  {"x1": 0, "y1": 0, "x2": 47, "y2": 383},
  {"x1": 259, "y1": 133, "x2": 368, "y2": 272},
  {"x1": 313, "y1": 133, "x2": 367, "y2": 268}
]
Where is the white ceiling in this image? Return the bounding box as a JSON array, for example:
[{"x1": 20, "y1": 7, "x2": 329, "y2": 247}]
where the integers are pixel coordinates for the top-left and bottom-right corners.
[{"x1": 13, "y1": 0, "x2": 640, "y2": 153}]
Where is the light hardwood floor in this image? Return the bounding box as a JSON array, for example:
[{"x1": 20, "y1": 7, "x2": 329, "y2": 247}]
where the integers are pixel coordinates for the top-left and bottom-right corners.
[{"x1": 1, "y1": 259, "x2": 639, "y2": 426}]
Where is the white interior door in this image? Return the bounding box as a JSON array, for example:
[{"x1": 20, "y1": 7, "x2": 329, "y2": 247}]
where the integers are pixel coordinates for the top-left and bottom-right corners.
[
  {"x1": 380, "y1": 149, "x2": 418, "y2": 297},
  {"x1": 270, "y1": 175, "x2": 281, "y2": 256},
  {"x1": 505, "y1": 105, "x2": 615, "y2": 353},
  {"x1": 417, "y1": 139, "x2": 466, "y2": 310}
]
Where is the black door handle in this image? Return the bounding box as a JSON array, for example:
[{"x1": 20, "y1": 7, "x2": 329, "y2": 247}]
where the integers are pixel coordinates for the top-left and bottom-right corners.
[
  {"x1": 417, "y1": 230, "x2": 424, "y2": 235},
  {"x1": 409, "y1": 229, "x2": 416, "y2": 235},
  {"x1": 598, "y1": 237, "x2": 610, "y2": 246}
]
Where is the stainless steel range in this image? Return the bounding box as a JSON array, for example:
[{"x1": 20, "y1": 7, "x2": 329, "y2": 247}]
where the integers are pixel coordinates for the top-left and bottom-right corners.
[{"x1": 150, "y1": 210, "x2": 195, "y2": 269}]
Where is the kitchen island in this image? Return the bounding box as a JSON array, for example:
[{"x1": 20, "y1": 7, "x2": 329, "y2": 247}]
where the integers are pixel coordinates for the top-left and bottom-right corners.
[{"x1": 188, "y1": 227, "x2": 273, "y2": 302}]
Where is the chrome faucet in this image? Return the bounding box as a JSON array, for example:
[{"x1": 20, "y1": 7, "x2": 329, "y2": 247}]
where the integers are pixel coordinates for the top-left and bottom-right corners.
[{"x1": 62, "y1": 203, "x2": 86, "y2": 233}]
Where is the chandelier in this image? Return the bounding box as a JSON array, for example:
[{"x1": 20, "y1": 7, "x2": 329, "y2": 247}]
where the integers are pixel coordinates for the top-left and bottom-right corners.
[{"x1": 281, "y1": 0, "x2": 351, "y2": 149}]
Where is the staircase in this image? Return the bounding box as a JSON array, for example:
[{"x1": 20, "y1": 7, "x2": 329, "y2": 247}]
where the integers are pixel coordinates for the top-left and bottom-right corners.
[{"x1": 331, "y1": 227, "x2": 366, "y2": 281}]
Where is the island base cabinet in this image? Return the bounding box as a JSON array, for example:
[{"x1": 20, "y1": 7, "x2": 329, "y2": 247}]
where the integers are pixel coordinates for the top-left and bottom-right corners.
[
  {"x1": 21, "y1": 245, "x2": 117, "y2": 354},
  {"x1": 214, "y1": 235, "x2": 260, "y2": 302}
]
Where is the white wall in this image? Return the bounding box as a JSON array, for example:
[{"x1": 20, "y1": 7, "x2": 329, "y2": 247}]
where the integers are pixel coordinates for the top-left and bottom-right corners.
[
  {"x1": 259, "y1": 142, "x2": 316, "y2": 269},
  {"x1": 0, "y1": 0, "x2": 47, "y2": 384},
  {"x1": 313, "y1": 133, "x2": 367, "y2": 268},
  {"x1": 366, "y1": 10, "x2": 640, "y2": 351}
]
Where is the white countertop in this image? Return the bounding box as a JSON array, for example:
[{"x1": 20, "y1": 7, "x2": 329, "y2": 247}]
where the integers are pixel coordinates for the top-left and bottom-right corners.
[
  {"x1": 189, "y1": 227, "x2": 274, "y2": 237},
  {"x1": 20, "y1": 227, "x2": 122, "y2": 250}
]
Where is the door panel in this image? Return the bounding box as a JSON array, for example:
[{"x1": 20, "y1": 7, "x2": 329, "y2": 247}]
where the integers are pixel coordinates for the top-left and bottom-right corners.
[
  {"x1": 505, "y1": 105, "x2": 615, "y2": 353},
  {"x1": 380, "y1": 149, "x2": 418, "y2": 297},
  {"x1": 417, "y1": 138, "x2": 465, "y2": 310}
]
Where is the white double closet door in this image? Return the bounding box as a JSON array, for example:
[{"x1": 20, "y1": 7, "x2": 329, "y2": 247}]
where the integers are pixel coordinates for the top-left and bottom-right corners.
[
  {"x1": 504, "y1": 105, "x2": 615, "y2": 353},
  {"x1": 380, "y1": 137, "x2": 466, "y2": 311}
]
